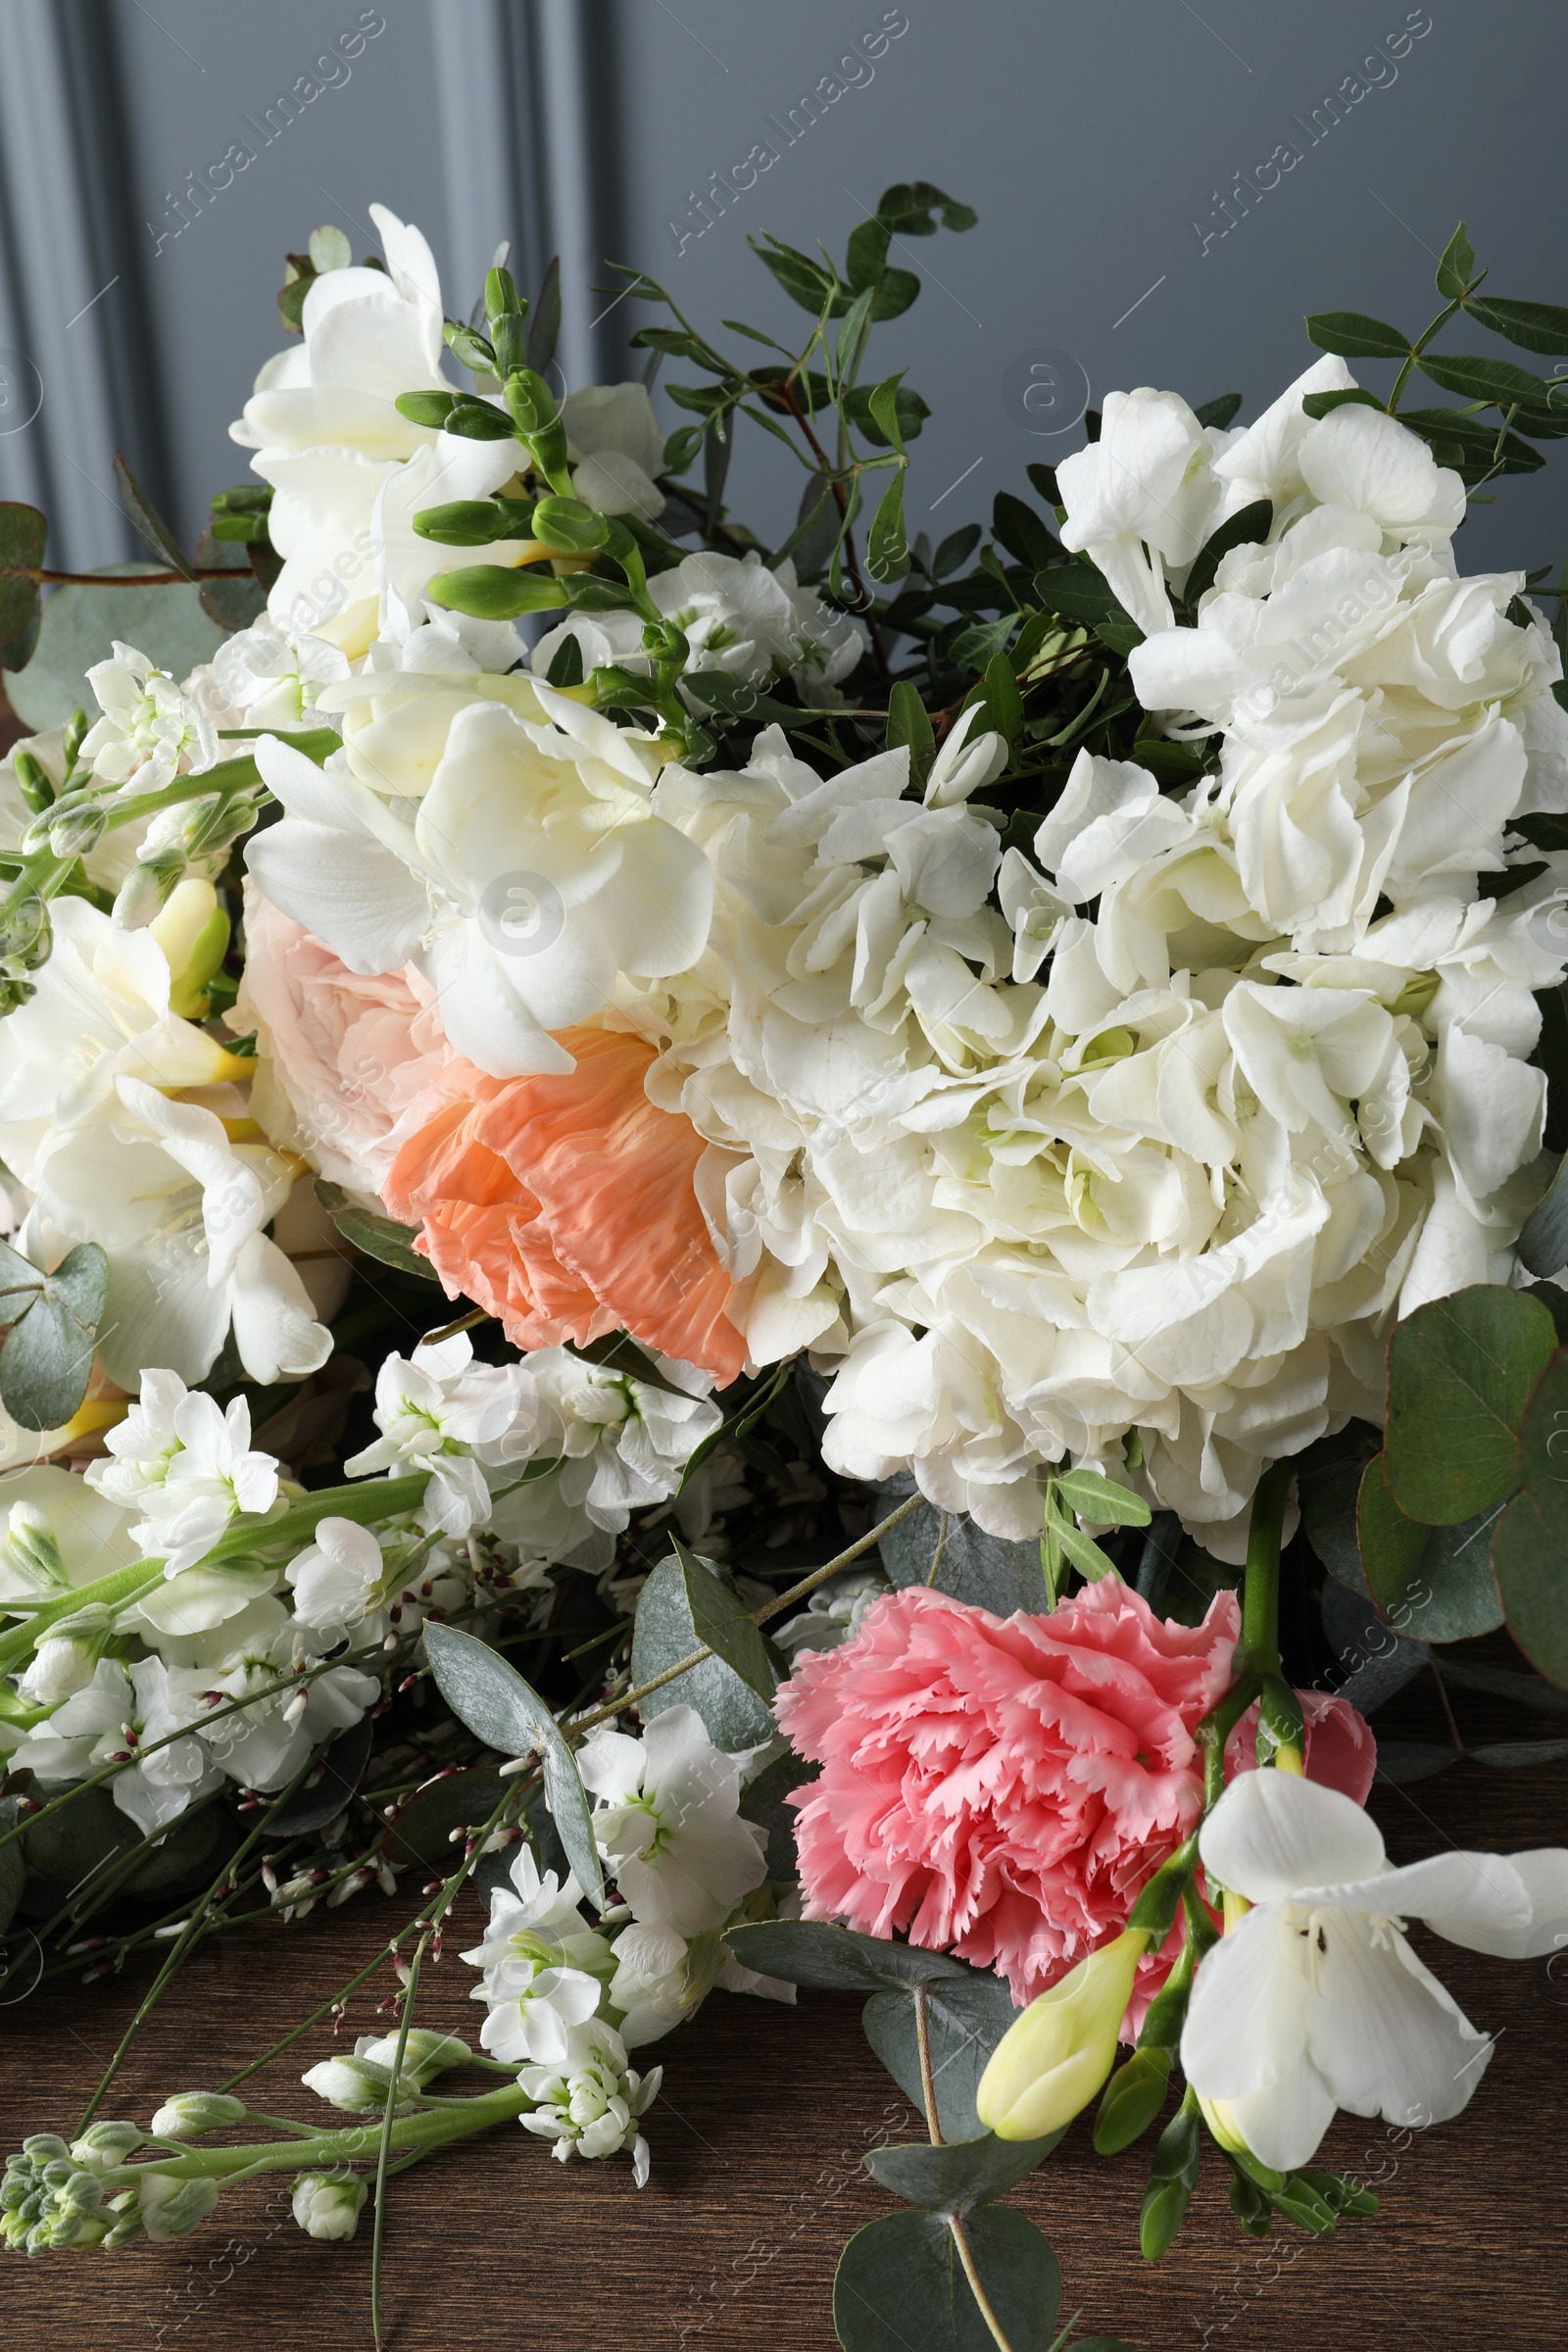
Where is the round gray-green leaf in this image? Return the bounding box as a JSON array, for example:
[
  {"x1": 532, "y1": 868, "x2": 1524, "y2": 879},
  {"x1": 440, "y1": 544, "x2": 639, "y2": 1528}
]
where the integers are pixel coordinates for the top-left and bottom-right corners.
[
  {"x1": 5, "y1": 565, "x2": 224, "y2": 730},
  {"x1": 834, "y1": 2207, "x2": 1060, "y2": 2352}
]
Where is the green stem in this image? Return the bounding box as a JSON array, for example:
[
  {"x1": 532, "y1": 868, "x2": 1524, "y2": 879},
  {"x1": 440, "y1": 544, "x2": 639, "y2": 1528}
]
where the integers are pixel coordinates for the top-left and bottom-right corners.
[
  {"x1": 124, "y1": 2082, "x2": 531, "y2": 2181},
  {"x1": 1387, "y1": 293, "x2": 1465, "y2": 415},
  {"x1": 950, "y1": 2213, "x2": 1019, "y2": 2352},
  {"x1": 0, "y1": 1558, "x2": 167, "y2": 1674},
  {"x1": 1238, "y1": 1459, "x2": 1293, "y2": 1680},
  {"x1": 371, "y1": 1938, "x2": 425, "y2": 2347}
]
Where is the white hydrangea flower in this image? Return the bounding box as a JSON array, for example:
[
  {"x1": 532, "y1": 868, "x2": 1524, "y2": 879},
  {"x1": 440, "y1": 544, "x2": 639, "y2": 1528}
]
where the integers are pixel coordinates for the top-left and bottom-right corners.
[
  {"x1": 78, "y1": 641, "x2": 219, "y2": 794},
  {"x1": 516, "y1": 2018, "x2": 660, "y2": 2182}
]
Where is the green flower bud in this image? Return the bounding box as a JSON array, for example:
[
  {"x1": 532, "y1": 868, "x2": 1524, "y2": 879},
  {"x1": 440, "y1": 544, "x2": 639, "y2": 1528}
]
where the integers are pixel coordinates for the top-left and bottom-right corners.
[
  {"x1": 484, "y1": 265, "x2": 523, "y2": 326},
  {"x1": 61, "y1": 708, "x2": 91, "y2": 776},
  {"x1": 69, "y1": 2121, "x2": 144, "y2": 2172},
  {"x1": 12, "y1": 749, "x2": 54, "y2": 815},
  {"x1": 531, "y1": 496, "x2": 611, "y2": 555},
  {"x1": 977, "y1": 1929, "x2": 1150, "y2": 2141},
  {"x1": 114, "y1": 851, "x2": 186, "y2": 931},
  {"x1": 1093, "y1": 2044, "x2": 1172, "y2": 2155},
  {"x1": 136, "y1": 2172, "x2": 220, "y2": 2241},
  {"x1": 48, "y1": 802, "x2": 107, "y2": 859},
  {"x1": 148, "y1": 2092, "x2": 249, "y2": 2139},
  {"x1": 0, "y1": 894, "x2": 51, "y2": 969}
]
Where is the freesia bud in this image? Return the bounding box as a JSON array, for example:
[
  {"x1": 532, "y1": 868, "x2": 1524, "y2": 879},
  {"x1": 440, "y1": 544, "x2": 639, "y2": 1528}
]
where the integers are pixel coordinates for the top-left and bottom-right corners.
[
  {"x1": 923, "y1": 704, "x2": 1009, "y2": 807},
  {"x1": 291, "y1": 2169, "x2": 367, "y2": 2240},
  {"x1": 148, "y1": 2091, "x2": 249, "y2": 2139},
  {"x1": 977, "y1": 1929, "x2": 1149, "y2": 2141},
  {"x1": 114, "y1": 851, "x2": 185, "y2": 930}
]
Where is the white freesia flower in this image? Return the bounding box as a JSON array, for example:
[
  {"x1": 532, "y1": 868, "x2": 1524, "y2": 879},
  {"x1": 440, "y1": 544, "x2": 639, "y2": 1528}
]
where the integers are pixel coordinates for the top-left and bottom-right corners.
[
  {"x1": 78, "y1": 642, "x2": 218, "y2": 794},
  {"x1": 516, "y1": 2017, "x2": 660, "y2": 2182},
  {"x1": 205, "y1": 616, "x2": 351, "y2": 731},
  {"x1": 578, "y1": 1704, "x2": 768, "y2": 1936},
  {"x1": 562, "y1": 381, "x2": 667, "y2": 519},
  {"x1": 1181, "y1": 1772, "x2": 1568, "y2": 2170},
  {"x1": 26, "y1": 1074, "x2": 330, "y2": 1391},
  {"x1": 461, "y1": 1845, "x2": 614, "y2": 2065}
]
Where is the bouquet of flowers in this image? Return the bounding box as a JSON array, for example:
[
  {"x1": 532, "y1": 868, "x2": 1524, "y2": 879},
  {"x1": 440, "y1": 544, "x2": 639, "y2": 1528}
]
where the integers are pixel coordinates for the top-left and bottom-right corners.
[{"x1": 1, "y1": 183, "x2": 1567, "y2": 2350}]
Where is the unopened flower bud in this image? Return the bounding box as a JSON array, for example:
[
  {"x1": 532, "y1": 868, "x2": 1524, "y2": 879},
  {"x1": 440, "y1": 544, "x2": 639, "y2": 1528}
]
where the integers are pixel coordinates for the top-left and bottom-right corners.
[
  {"x1": 0, "y1": 894, "x2": 50, "y2": 968},
  {"x1": 148, "y1": 2091, "x2": 249, "y2": 2139},
  {"x1": 149, "y1": 875, "x2": 230, "y2": 1016},
  {"x1": 136, "y1": 2171, "x2": 221, "y2": 2240},
  {"x1": 69, "y1": 2121, "x2": 144, "y2": 2172},
  {"x1": 291, "y1": 2169, "x2": 367, "y2": 2240},
  {"x1": 114, "y1": 851, "x2": 185, "y2": 931},
  {"x1": 300, "y1": 2056, "x2": 391, "y2": 2111},
  {"x1": 48, "y1": 802, "x2": 107, "y2": 859},
  {"x1": 977, "y1": 1929, "x2": 1150, "y2": 2141},
  {"x1": 19, "y1": 1634, "x2": 98, "y2": 1705},
  {"x1": 11, "y1": 749, "x2": 54, "y2": 815}
]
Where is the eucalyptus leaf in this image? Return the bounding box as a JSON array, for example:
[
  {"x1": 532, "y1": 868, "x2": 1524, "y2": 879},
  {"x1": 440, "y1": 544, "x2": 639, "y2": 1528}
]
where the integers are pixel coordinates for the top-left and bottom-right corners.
[
  {"x1": 1516, "y1": 1152, "x2": 1568, "y2": 1277},
  {"x1": 421, "y1": 1623, "x2": 605, "y2": 1906},
  {"x1": 1358, "y1": 1457, "x2": 1503, "y2": 1642},
  {"x1": 865, "y1": 2130, "x2": 1057, "y2": 2218},
  {"x1": 264, "y1": 1717, "x2": 373, "y2": 1837},
  {"x1": 737, "y1": 1747, "x2": 816, "y2": 1878},
  {"x1": 834, "y1": 2207, "x2": 1060, "y2": 2352},
  {"x1": 861, "y1": 1971, "x2": 1024, "y2": 2143},
  {"x1": 1516, "y1": 1338, "x2": 1568, "y2": 1542},
  {"x1": 723, "y1": 1917, "x2": 967, "y2": 1992},
  {"x1": 1492, "y1": 1492, "x2": 1568, "y2": 1689},
  {"x1": 384, "y1": 1766, "x2": 504, "y2": 1874},
  {"x1": 113, "y1": 452, "x2": 194, "y2": 578},
  {"x1": 1374, "y1": 1740, "x2": 1460, "y2": 1784},
  {"x1": 878, "y1": 1493, "x2": 1049, "y2": 1615},
  {"x1": 5, "y1": 564, "x2": 224, "y2": 731},
  {"x1": 629, "y1": 1549, "x2": 776, "y2": 1750},
  {"x1": 0, "y1": 1241, "x2": 109, "y2": 1430},
  {"x1": 1382, "y1": 1285, "x2": 1555, "y2": 1525}
]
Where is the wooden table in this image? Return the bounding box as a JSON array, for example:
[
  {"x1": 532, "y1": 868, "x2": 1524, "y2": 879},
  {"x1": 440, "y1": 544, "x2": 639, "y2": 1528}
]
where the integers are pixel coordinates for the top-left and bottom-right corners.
[{"x1": 2, "y1": 1755, "x2": 1564, "y2": 2350}]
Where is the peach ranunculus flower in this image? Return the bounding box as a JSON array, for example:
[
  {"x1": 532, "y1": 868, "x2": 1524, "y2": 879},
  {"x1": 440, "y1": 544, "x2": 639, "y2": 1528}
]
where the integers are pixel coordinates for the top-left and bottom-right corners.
[
  {"x1": 775, "y1": 1579, "x2": 1242, "y2": 2013},
  {"x1": 384, "y1": 1026, "x2": 747, "y2": 1387},
  {"x1": 233, "y1": 888, "x2": 462, "y2": 1200}
]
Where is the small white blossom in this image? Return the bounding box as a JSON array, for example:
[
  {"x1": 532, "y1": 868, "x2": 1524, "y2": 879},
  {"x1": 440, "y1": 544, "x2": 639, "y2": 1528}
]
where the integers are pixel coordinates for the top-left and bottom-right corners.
[
  {"x1": 517, "y1": 2018, "x2": 660, "y2": 2182},
  {"x1": 578, "y1": 1705, "x2": 768, "y2": 1937},
  {"x1": 78, "y1": 641, "x2": 218, "y2": 793},
  {"x1": 285, "y1": 1516, "x2": 386, "y2": 1637},
  {"x1": 460, "y1": 1846, "x2": 613, "y2": 2065},
  {"x1": 290, "y1": 2170, "x2": 366, "y2": 2241},
  {"x1": 96, "y1": 1385, "x2": 280, "y2": 1574},
  {"x1": 346, "y1": 1334, "x2": 524, "y2": 1536},
  {"x1": 11, "y1": 1656, "x2": 219, "y2": 1836}
]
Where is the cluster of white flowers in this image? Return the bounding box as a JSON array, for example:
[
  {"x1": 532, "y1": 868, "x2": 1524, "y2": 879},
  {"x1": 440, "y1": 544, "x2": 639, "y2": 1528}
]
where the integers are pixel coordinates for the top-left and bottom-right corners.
[
  {"x1": 0, "y1": 1340, "x2": 717, "y2": 1839},
  {"x1": 457, "y1": 1702, "x2": 785, "y2": 2179}
]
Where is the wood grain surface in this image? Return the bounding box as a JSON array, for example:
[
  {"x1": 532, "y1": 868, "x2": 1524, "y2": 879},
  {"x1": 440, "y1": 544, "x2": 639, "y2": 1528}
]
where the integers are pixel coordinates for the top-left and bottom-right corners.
[{"x1": 1, "y1": 1755, "x2": 1564, "y2": 2352}]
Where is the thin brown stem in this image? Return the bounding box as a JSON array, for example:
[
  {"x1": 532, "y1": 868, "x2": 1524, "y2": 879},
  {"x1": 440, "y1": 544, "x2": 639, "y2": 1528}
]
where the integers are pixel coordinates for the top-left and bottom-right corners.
[
  {"x1": 949, "y1": 2214, "x2": 1018, "y2": 2352},
  {"x1": 914, "y1": 1984, "x2": 943, "y2": 2144}
]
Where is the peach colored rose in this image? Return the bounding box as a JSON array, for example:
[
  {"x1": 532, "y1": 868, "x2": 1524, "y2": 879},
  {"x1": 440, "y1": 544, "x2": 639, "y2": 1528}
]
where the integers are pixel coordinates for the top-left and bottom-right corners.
[
  {"x1": 233, "y1": 889, "x2": 461, "y2": 1199},
  {"x1": 384, "y1": 1026, "x2": 746, "y2": 1386},
  {"x1": 776, "y1": 1579, "x2": 1241, "y2": 2010}
]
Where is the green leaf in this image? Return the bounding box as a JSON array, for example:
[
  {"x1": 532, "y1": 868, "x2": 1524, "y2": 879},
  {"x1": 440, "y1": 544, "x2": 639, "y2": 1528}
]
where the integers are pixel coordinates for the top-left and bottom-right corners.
[
  {"x1": 723, "y1": 1918, "x2": 968, "y2": 1993},
  {"x1": 1193, "y1": 393, "x2": 1243, "y2": 429},
  {"x1": 1033, "y1": 562, "x2": 1136, "y2": 631},
  {"x1": 834, "y1": 2207, "x2": 1059, "y2": 2352},
  {"x1": 950, "y1": 615, "x2": 1016, "y2": 672},
  {"x1": 1395, "y1": 407, "x2": 1545, "y2": 479},
  {"x1": 629, "y1": 1549, "x2": 776, "y2": 1750},
  {"x1": 835, "y1": 284, "x2": 879, "y2": 387},
  {"x1": 1181, "y1": 498, "x2": 1273, "y2": 608},
  {"x1": 113, "y1": 452, "x2": 194, "y2": 579},
  {"x1": 875, "y1": 182, "x2": 978, "y2": 238},
  {"x1": 682, "y1": 670, "x2": 799, "y2": 727},
  {"x1": 1417, "y1": 351, "x2": 1557, "y2": 416},
  {"x1": 1046, "y1": 1491, "x2": 1118, "y2": 1581},
  {"x1": 867, "y1": 468, "x2": 910, "y2": 586},
  {"x1": 933, "y1": 525, "x2": 981, "y2": 578},
  {"x1": 1520, "y1": 1154, "x2": 1568, "y2": 1278},
  {"x1": 1382, "y1": 1285, "x2": 1556, "y2": 1524},
  {"x1": 1436, "y1": 221, "x2": 1476, "y2": 301},
  {"x1": 671, "y1": 1538, "x2": 778, "y2": 1702},
  {"x1": 846, "y1": 216, "x2": 892, "y2": 291},
  {"x1": 1358, "y1": 1455, "x2": 1503, "y2": 1642},
  {"x1": 0, "y1": 1795, "x2": 24, "y2": 1939},
  {"x1": 421, "y1": 1622, "x2": 605, "y2": 1907},
  {"x1": 736, "y1": 1748, "x2": 815, "y2": 1878},
  {"x1": 1299, "y1": 1434, "x2": 1375, "y2": 1595},
  {"x1": 384, "y1": 1765, "x2": 505, "y2": 1873},
  {"x1": 977, "y1": 651, "x2": 1023, "y2": 750},
  {"x1": 879, "y1": 1494, "x2": 1049, "y2": 1615},
  {"x1": 4, "y1": 564, "x2": 222, "y2": 732},
  {"x1": 1516, "y1": 1344, "x2": 1568, "y2": 1544},
  {"x1": 0, "y1": 1242, "x2": 108, "y2": 1430},
  {"x1": 865, "y1": 2131, "x2": 1057, "y2": 2218},
  {"x1": 425, "y1": 565, "x2": 569, "y2": 620},
  {"x1": 526, "y1": 256, "x2": 562, "y2": 374},
  {"x1": 867, "y1": 372, "x2": 910, "y2": 456},
  {"x1": 749, "y1": 233, "x2": 838, "y2": 316},
  {"x1": 990, "y1": 493, "x2": 1057, "y2": 574},
  {"x1": 846, "y1": 382, "x2": 931, "y2": 447},
  {"x1": 1462, "y1": 296, "x2": 1568, "y2": 356},
  {"x1": 1300, "y1": 387, "x2": 1389, "y2": 421},
  {"x1": 1305, "y1": 312, "x2": 1412, "y2": 360},
  {"x1": 0, "y1": 501, "x2": 46, "y2": 647},
  {"x1": 314, "y1": 1180, "x2": 438, "y2": 1283},
  {"x1": 887, "y1": 680, "x2": 936, "y2": 787},
  {"x1": 1053, "y1": 1467, "x2": 1152, "y2": 1528},
  {"x1": 862, "y1": 1973, "x2": 1025, "y2": 2143}
]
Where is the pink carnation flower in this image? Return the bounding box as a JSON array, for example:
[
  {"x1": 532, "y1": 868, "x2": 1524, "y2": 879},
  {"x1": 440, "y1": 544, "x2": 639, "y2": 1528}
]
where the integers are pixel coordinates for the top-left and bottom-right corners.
[
  {"x1": 1225, "y1": 1688, "x2": 1376, "y2": 1804},
  {"x1": 234, "y1": 889, "x2": 466, "y2": 1200},
  {"x1": 776, "y1": 1580, "x2": 1241, "y2": 2011}
]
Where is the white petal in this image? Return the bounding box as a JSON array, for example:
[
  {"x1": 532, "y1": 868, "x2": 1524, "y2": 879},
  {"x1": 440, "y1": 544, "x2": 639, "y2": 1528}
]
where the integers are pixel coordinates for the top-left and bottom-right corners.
[
  {"x1": 1213, "y1": 2057, "x2": 1339, "y2": 2175},
  {"x1": 1200, "y1": 1769, "x2": 1386, "y2": 1903},
  {"x1": 1180, "y1": 1899, "x2": 1313, "y2": 2100},
  {"x1": 1421, "y1": 1847, "x2": 1568, "y2": 1960},
  {"x1": 229, "y1": 1230, "x2": 332, "y2": 1385},
  {"x1": 1307, "y1": 1914, "x2": 1491, "y2": 2131},
  {"x1": 245, "y1": 817, "x2": 428, "y2": 977}
]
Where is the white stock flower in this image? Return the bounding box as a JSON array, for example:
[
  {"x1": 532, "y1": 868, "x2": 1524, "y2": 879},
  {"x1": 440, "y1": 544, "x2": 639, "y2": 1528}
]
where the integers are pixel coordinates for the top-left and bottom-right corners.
[
  {"x1": 516, "y1": 2018, "x2": 660, "y2": 2181},
  {"x1": 510, "y1": 1348, "x2": 722, "y2": 1538},
  {"x1": 461, "y1": 1845, "x2": 614, "y2": 2065},
  {"x1": 79, "y1": 642, "x2": 218, "y2": 793},
  {"x1": 285, "y1": 1516, "x2": 386, "y2": 1636},
  {"x1": 11, "y1": 1655, "x2": 220, "y2": 1836},
  {"x1": 577, "y1": 1704, "x2": 768, "y2": 1936},
  {"x1": 290, "y1": 2172, "x2": 366, "y2": 2240},
  {"x1": 159, "y1": 1595, "x2": 378, "y2": 1790},
  {"x1": 106, "y1": 1386, "x2": 278, "y2": 1574},
  {"x1": 0, "y1": 1466, "x2": 140, "y2": 1604},
  {"x1": 345, "y1": 1333, "x2": 524, "y2": 1535},
  {"x1": 207, "y1": 616, "x2": 350, "y2": 731},
  {"x1": 1181, "y1": 1771, "x2": 1568, "y2": 2171},
  {"x1": 533, "y1": 551, "x2": 863, "y2": 700}
]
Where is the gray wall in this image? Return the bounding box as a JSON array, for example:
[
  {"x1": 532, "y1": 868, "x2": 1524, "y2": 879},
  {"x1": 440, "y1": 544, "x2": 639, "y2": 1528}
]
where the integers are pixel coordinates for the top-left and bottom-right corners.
[{"x1": 2, "y1": 1, "x2": 1564, "y2": 578}]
